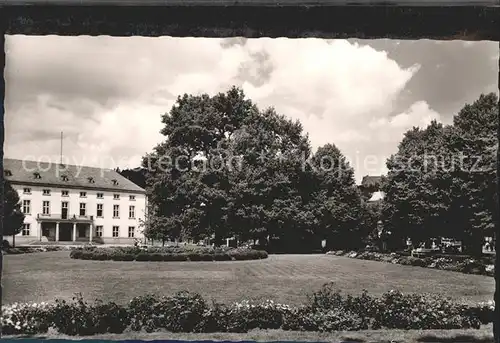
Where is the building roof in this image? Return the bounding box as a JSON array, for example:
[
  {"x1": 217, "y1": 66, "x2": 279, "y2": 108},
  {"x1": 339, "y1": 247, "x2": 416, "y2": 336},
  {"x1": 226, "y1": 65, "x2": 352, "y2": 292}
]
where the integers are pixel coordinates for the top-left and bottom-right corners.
[
  {"x1": 360, "y1": 175, "x2": 383, "y2": 188},
  {"x1": 3, "y1": 158, "x2": 146, "y2": 194},
  {"x1": 368, "y1": 191, "x2": 384, "y2": 202}
]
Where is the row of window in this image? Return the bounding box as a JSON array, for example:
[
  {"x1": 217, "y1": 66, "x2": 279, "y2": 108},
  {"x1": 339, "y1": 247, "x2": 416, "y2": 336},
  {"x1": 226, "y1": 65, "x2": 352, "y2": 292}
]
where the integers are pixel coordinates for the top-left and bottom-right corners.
[
  {"x1": 21, "y1": 223, "x2": 136, "y2": 238},
  {"x1": 23, "y1": 188, "x2": 136, "y2": 201},
  {"x1": 22, "y1": 200, "x2": 136, "y2": 219}
]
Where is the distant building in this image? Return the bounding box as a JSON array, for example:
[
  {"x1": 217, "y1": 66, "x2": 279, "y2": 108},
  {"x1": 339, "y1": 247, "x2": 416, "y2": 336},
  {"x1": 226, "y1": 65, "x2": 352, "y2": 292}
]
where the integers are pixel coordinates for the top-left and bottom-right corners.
[
  {"x1": 359, "y1": 175, "x2": 385, "y2": 203},
  {"x1": 3, "y1": 158, "x2": 147, "y2": 245}
]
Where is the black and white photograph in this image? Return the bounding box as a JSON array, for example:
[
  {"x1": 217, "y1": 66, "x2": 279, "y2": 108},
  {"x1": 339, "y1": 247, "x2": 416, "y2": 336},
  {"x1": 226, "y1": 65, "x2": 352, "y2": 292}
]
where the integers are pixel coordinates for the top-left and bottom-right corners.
[{"x1": 1, "y1": 33, "x2": 498, "y2": 341}]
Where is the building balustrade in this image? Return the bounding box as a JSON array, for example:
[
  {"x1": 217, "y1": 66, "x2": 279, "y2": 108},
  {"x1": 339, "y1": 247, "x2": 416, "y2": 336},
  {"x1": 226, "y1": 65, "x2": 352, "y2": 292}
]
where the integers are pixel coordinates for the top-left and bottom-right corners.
[{"x1": 36, "y1": 213, "x2": 94, "y2": 222}]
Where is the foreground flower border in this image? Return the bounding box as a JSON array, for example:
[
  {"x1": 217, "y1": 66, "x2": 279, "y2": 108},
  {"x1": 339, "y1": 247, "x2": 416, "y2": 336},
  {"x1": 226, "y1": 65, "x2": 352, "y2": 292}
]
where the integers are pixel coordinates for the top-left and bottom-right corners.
[
  {"x1": 1, "y1": 285, "x2": 495, "y2": 336},
  {"x1": 327, "y1": 250, "x2": 495, "y2": 277}
]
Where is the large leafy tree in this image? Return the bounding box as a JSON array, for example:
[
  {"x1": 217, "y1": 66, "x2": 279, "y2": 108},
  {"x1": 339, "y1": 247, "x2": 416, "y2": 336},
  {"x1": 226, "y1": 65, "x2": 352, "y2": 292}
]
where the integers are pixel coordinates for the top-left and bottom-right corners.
[
  {"x1": 2, "y1": 180, "x2": 25, "y2": 245},
  {"x1": 143, "y1": 86, "x2": 366, "y2": 250},
  {"x1": 309, "y1": 143, "x2": 365, "y2": 250},
  {"x1": 383, "y1": 93, "x2": 498, "y2": 253},
  {"x1": 447, "y1": 93, "x2": 498, "y2": 255},
  {"x1": 144, "y1": 87, "x2": 258, "y2": 244},
  {"x1": 383, "y1": 121, "x2": 453, "y2": 248},
  {"x1": 117, "y1": 168, "x2": 147, "y2": 189}
]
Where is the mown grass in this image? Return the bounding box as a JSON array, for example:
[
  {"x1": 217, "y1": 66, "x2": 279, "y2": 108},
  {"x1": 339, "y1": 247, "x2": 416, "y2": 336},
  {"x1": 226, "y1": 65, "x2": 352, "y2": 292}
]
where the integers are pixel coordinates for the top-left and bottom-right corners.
[
  {"x1": 9, "y1": 325, "x2": 495, "y2": 343},
  {"x1": 2, "y1": 251, "x2": 493, "y2": 306}
]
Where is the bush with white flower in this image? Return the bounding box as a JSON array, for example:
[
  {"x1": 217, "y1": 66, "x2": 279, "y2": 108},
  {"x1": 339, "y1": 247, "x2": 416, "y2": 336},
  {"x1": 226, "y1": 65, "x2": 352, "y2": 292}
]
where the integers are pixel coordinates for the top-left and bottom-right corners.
[
  {"x1": 1, "y1": 301, "x2": 54, "y2": 335},
  {"x1": 329, "y1": 250, "x2": 494, "y2": 277},
  {"x1": 1, "y1": 286, "x2": 495, "y2": 336}
]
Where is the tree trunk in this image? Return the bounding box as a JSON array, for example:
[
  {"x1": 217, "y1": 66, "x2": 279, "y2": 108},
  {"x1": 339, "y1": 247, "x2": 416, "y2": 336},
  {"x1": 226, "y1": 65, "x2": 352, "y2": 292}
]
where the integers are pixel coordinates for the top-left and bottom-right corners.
[{"x1": 12, "y1": 234, "x2": 15, "y2": 248}]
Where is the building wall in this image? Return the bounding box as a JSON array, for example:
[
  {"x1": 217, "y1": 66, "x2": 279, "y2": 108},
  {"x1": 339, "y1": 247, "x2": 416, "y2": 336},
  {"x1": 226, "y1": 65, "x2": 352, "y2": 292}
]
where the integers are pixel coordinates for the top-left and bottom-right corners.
[{"x1": 11, "y1": 184, "x2": 146, "y2": 243}]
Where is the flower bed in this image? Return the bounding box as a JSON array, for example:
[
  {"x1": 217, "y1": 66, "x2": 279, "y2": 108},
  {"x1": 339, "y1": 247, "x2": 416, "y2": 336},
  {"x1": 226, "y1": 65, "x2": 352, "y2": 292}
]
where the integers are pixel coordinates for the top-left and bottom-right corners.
[
  {"x1": 2, "y1": 246, "x2": 71, "y2": 255},
  {"x1": 327, "y1": 250, "x2": 495, "y2": 277},
  {"x1": 69, "y1": 246, "x2": 268, "y2": 262},
  {"x1": 1, "y1": 284, "x2": 494, "y2": 336}
]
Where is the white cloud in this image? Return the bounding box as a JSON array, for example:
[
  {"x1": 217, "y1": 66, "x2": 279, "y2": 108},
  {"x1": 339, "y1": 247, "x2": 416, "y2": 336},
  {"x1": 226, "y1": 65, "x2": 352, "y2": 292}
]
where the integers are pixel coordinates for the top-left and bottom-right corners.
[{"x1": 5, "y1": 36, "x2": 445, "y2": 181}]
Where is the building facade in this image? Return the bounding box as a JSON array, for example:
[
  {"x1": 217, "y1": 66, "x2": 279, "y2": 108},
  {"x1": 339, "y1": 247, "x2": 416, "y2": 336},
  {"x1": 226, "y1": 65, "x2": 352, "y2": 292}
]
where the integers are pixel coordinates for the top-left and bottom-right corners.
[{"x1": 4, "y1": 158, "x2": 147, "y2": 245}]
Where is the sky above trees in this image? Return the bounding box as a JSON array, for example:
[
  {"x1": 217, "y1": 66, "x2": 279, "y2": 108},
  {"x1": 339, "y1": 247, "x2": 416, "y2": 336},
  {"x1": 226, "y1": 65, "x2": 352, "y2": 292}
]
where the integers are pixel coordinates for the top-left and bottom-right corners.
[{"x1": 4, "y1": 36, "x2": 498, "y2": 182}]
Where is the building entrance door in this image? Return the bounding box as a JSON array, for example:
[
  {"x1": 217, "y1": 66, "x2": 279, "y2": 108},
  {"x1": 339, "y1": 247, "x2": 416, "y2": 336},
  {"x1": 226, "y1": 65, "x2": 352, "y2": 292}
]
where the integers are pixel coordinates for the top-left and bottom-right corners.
[{"x1": 59, "y1": 224, "x2": 72, "y2": 241}]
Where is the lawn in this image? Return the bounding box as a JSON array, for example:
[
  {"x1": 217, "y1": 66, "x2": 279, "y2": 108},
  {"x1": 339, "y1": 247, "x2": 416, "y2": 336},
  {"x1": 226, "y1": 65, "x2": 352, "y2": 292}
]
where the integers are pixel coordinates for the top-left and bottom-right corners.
[
  {"x1": 11, "y1": 325, "x2": 495, "y2": 343},
  {"x1": 2, "y1": 251, "x2": 495, "y2": 306}
]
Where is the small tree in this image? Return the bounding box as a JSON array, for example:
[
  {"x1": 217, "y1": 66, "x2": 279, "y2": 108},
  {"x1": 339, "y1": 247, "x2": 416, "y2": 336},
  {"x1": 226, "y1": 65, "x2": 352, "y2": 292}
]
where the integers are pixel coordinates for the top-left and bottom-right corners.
[{"x1": 3, "y1": 180, "x2": 25, "y2": 247}]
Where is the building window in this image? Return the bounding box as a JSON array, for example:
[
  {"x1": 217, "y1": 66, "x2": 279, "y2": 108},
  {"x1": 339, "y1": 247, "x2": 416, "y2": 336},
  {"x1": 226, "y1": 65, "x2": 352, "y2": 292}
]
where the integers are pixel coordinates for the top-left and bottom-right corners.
[
  {"x1": 79, "y1": 203, "x2": 86, "y2": 216},
  {"x1": 96, "y1": 204, "x2": 103, "y2": 217},
  {"x1": 129, "y1": 206, "x2": 135, "y2": 219},
  {"x1": 22, "y1": 224, "x2": 30, "y2": 236},
  {"x1": 112, "y1": 226, "x2": 119, "y2": 237},
  {"x1": 128, "y1": 226, "x2": 135, "y2": 238},
  {"x1": 113, "y1": 205, "x2": 120, "y2": 218},
  {"x1": 96, "y1": 226, "x2": 103, "y2": 237},
  {"x1": 62, "y1": 190, "x2": 69, "y2": 197},
  {"x1": 42, "y1": 189, "x2": 51, "y2": 196},
  {"x1": 113, "y1": 194, "x2": 120, "y2": 200},
  {"x1": 42, "y1": 201, "x2": 50, "y2": 215},
  {"x1": 97, "y1": 193, "x2": 104, "y2": 199},
  {"x1": 129, "y1": 195, "x2": 136, "y2": 201},
  {"x1": 22, "y1": 200, "x2": 31, "y2": 214},
  {"x1": 23, "y1": 188, "x2": 31, "y2": 194},
  {"x1": 80, "y1": 192, "x2": 87, "y2": 198}
]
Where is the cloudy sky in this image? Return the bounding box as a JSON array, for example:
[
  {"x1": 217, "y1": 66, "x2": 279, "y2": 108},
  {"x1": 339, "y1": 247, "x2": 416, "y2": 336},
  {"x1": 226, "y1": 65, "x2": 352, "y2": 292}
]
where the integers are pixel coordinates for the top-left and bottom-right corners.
[{"x1": 4, "y1": 36, "x2": 499, "y2": 182}]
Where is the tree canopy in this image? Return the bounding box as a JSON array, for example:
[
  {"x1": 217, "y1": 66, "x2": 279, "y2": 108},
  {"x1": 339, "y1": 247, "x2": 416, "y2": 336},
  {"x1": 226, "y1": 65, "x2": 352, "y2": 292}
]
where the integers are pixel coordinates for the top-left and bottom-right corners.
[
  {"x1": 382, "y1": 93, "x2": 498, "y2": 254},
  {"x1": 142, "y1": 87, "x2": 367, "y2": 251},
  {"x1": 2, "y1": 180, "x2": 25, "y2": 237}
]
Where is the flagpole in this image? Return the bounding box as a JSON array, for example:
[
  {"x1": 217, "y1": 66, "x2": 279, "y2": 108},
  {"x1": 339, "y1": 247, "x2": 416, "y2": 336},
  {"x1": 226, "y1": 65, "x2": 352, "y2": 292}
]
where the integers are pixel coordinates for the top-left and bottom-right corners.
[{"x1": 60, "y1": 131, "x2": 63, "y2": 165}]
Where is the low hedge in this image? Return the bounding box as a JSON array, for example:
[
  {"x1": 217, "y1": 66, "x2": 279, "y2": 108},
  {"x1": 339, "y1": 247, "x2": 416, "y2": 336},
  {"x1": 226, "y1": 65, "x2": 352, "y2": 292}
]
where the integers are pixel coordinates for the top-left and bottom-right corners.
[
  {"x1": 2, "y1": 246, "x2": 70, "y2": 255},
  {"x1": 1, "y1": 283, "x2": 494, "y2": 336},
  {"x1": 327, "y1": 250, "x2": 495, "y2": 277},
  {"x1": 69, "y1": 246, "x2": 268, "y2": 262}
]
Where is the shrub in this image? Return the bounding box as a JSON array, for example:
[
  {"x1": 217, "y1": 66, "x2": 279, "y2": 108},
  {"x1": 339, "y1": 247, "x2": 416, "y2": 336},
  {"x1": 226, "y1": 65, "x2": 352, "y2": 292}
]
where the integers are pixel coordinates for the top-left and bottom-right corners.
[
  {"x1": 1, "y1": 239, "x2": 11, "y2": 250},
  {"x1": 214, "y1": 252, "x2": 232, "y2": 261},
  {"x1": 128, "y1": 292, "x2": 208, "y2": 333},
  {"x1": 128, "y1": 294, "x2": 158, "y2": 332},
  {"x1": 171, "y1": 253, "x2": 189, "y2": 261},
  {"x1": 336, "y1": 250, "x2": 493, "y2": 277},
  {"x1": 135, "y1": 252, "x2": 151, "y2": 261},
  {"x1": 398, "y1": 256, "x2": 427, "y2": 267},
  {"x1": 228, "y1": 248, "x2": 267, "y2": 261},
  {"x1": 50, "y1": 294, "x2": 129, "y2": 336},
  {"x1": 69, "y1": 246, "x2": 266, "y2": 262},
  {"x1": 109, "y1": 252, "x2": 129, "y2": 261},
  {"x1": 2, "y1": 286, "x2": 493, "y2": 336},
  {"x1": 148, "y1": 253, "x2": 164, "y2": 262},
  {"x1": 374, "y1": 290, "x2": 482, "y2": 330},
  {"x1": 69, "y1": 250, "x2": 82, "y2": 259},
  {"x1": 1, "y1": 302, "x2": 54, "y2": 335}
]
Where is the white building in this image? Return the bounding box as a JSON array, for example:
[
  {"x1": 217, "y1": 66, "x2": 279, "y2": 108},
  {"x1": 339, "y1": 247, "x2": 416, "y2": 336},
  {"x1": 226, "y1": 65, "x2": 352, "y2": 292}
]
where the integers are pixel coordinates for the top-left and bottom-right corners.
[{"x1": 3, "y1": 158, "x2": 147, "y2": 245}]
